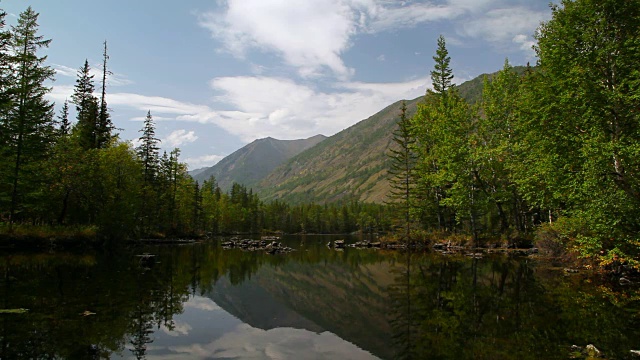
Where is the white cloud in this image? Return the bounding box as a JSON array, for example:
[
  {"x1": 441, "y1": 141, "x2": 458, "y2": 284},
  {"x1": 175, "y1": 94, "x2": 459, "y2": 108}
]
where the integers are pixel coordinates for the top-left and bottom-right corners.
[
  {"x1": 199, "y1": 0, "x2": 357, "y2": 79},
  {"x1": 184, "y1": 154, "x2": 226, "y2": 169},
  {"x1": 50, "y1": 73, "x2": 428, "y2": 145},
  {"x1": 376, "y1": 54, "x2": 385, "y2": 62},
  {"x1": 199, "y1": 1, "x2": 548, "y2": 79},
  {"x1": 164, "y1": 129, "x2": 198, "y2": 147},
  {"x1": 364, "y1": 2, "x2": 463, "y2": 32},
  {"x1": 130, "y1": 115, "x2": 174, "y2": 122},
  {"x1": 53, "y1": 63, "x2": 133, "y2": 86},
  {"x1": 456, "y1": 7, "x2": 549, "y2": 55},
  {"x1": 206, "y1": 75, "x2": 428, "y2": 142}
]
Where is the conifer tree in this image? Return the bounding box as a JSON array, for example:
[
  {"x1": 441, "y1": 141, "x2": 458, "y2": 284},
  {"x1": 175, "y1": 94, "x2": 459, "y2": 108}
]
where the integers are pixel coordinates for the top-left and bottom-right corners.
[
  {"x1": 6, "y1": 6, "x2": 55, "y2": 226},
  {"x1": 430, "y1": 35, "x2": 454, "y2": 95},
  {"x1": 57, "y1": 99, "x2": 70, "y2": 136},
  {"x1": 388, "y1": 101, "x2": 417, "y2": 245},
  {"x1": 0, "y1": 8, "x2": 11, "y2": 146},
  {"x1": 97, "y1": 40, "x2": 113, "y2": 148},
  {"x1": 0, "y1": 8, "x2": 13, "y2": 207},
  {"x1": 136, "y1": 110, "x2": 160, "y2": 184},
  {"x1": 71, "y1": 60, "x2": 99, "y2": 150}
]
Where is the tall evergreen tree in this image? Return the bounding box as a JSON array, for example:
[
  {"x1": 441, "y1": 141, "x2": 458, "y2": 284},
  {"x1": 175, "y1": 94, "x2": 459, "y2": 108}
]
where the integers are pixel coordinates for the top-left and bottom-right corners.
[
  {"x1": 136, "y1": 111, "x2": 160, "y2": 234},
  {"x1": 97, "y1": 40, "x2": 113, "y2": 148},
  {"x1": 0, "y1": 8, "x2": 11, "y2": 146},
  {"x1": 430, "y1": 35, "x2": 454, "y2": 95},
  {"x1": 5, "y1": 6, "x2": 55, "y2": 226},
  {"x1": 71, "y1": 60, "x2": 99, "y2": 150},
  {"x1": 136, "y1": 110, "x2": 160, "y2": 184},
  {"x1": 0, "y1": 8, "x2": 13, "y2": 209},
  {"x1": 388, "y1": 101, "x2": 417, "y2": 244}
]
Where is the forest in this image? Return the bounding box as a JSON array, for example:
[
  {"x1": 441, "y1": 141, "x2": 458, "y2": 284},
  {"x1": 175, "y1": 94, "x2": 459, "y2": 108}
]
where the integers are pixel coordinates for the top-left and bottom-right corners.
[
  {"x1": 0, "y1": 6, "x2": 391, "y2": 242},
  {"x1": 1, "y1": 1, "x2": 639, "y2": 270},
  {"x1": 388, "y1": 0, "x2": 640, "y2": 268}
]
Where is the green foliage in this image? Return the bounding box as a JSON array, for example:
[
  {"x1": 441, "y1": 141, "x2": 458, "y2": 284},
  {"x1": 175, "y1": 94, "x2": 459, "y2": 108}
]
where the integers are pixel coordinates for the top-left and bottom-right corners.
[
  {"x1": 522, "y1": 0, "x2": 640, "y2": 263},
  {"x1": 1, "y1": 7, "x2": 55, "y2": 226},
  {"x1": 398, "y1": 2, "x2": 640, "y2": 265}
]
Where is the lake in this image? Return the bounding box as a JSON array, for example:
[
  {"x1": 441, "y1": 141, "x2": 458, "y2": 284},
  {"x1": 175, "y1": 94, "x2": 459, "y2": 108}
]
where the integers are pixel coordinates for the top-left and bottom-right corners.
[{"x1": 0, "y1": 235, "x2": 638, "y2": 359}]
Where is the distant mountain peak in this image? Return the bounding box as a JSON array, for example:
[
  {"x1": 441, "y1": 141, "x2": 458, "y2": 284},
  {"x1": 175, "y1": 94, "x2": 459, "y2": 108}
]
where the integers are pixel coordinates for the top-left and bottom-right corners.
[{"x1": 191, "y1": 134, "x2": 327, "y2": 190}]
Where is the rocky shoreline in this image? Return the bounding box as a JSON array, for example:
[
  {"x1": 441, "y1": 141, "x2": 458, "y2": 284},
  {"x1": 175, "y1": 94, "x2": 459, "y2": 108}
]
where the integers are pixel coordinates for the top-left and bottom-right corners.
[{"x1": 221, "y1": 236, "x2": 295, "y2": 255}]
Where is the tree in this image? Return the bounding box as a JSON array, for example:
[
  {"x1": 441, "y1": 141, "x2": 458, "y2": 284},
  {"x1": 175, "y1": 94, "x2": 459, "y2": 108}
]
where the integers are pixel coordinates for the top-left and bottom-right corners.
[
  {"x1": 136, "y1": 111, "x2": 160, "y2": 184},
  {"x1": 0, "y1": 8, "x2": 13, "y2": 214},
  {"x1": 388, "y1": 101, "x2": 417, "y2": 245},
  {"x1": 56, "y1": 99, "x2": 70, "y2": 136},
  {"x1": 413, "y1": 35, "x2": 472, "y2": 233},
  {"x1": 5, "y1": 6, "x2": 55, "y2": 226},
  {"x1": 530, "y1": 0, "x2": 640, "y2": 263},
  {"x1": 71, "y1": 60, "x2": 99, "y2": 150},
  {"x1": 96, "y1": 40, "x2": 113, "y2": 148},
  {"x1": 431, "y1": 35, "x2": 454, "y2": 95},
  {"x1": 474, "y1": 60, "x2": 527, "y2": 235}
]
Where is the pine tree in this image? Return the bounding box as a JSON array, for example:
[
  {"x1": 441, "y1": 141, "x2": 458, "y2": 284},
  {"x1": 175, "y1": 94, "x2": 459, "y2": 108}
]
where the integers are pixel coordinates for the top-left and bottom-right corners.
[
  {"x1": 5, "y1": 6, "x2": 55, "y2": 226},
  {"x1": 387, "y1": 101, "x2": 417, "y2": 245},
  {"x1": 430, "y1": 35, "x2": 454, "y2": 95},
  {"x1": 136, "y1": 110, "x2": 160, "y2": 184},
  {"x1": 136, "y1": 111, "x2": 160, "y2": 234},
  {"x1": 0, "y1": 8, "x2": 11, "y2": 147},
  {"x1": 71, "y1": 60, "x2": 99, "y2": 150},
  {"x1": 97, "y1": 40, "x2": 113, "y2": 148},
  {"x1": 0, "y1": 9, "x2": 13, "y2": 208},
  {"x1": 57, "y1": 99, "x2": 70, "y2": 136}
]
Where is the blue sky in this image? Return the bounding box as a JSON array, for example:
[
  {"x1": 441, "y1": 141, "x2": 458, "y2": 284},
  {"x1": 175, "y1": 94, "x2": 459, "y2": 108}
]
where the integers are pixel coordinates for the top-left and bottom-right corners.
[{"x1": 3, "y1": 0, "x2": 552, "y2": 170}]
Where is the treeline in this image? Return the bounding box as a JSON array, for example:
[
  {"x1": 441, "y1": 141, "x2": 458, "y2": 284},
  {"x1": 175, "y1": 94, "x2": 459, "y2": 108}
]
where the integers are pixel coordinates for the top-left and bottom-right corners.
[
  {"x1": 0, "y1": 6, "x2": 389, "y2": 241},
  {"x1": 391, "y1": 0, "x2": 640, "y2": 265},
  {"x1": 198, "y1": 181, "x2": 391, "y2": 235},
  {"x1": 0, "y1": 6, "x2": 196, "y2": 240}
]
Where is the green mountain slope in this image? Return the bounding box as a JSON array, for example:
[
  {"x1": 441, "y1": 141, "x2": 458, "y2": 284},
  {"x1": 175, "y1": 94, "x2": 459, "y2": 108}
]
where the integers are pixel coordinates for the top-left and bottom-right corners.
[
  {"x1": 258, "y1": 68, "x2": 524, "y2": 204},
  {"x1": 192, "y1": 135, "x2": 326, "y2": 191}
]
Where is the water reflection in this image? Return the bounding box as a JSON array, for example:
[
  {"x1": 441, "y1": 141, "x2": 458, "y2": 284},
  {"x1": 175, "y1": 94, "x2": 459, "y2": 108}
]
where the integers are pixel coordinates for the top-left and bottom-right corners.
[
  {"x1": 0, "y1": 236, "x2": 638, "y2": 359},
  {"x1": 389, "y1": 253, "x2": 640, "y2": 359},
  {"x1": 121, "y1": 295, "x2": 376, "y2": 359}
]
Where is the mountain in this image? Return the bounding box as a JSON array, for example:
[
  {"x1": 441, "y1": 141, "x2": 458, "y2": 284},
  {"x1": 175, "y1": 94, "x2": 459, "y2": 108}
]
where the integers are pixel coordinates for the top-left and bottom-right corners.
[
  {"x1": 188, "y1": 166, "x2": 209, "y2": 178},
  {"x1": 258, "y1": 97, "x2": 420, "y2": 204},
  {"x1": 258, "y1": 68, "x2": 522, "y2": 204},
  {"x1": 191, "y1": 135, "x2": 327, "y2": 191}
]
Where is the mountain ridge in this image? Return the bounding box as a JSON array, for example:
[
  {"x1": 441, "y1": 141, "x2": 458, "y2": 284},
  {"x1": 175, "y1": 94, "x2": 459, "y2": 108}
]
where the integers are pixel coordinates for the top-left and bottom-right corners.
[{"x1": 191, "y1": 134, "x2": 327, "y2": 191}]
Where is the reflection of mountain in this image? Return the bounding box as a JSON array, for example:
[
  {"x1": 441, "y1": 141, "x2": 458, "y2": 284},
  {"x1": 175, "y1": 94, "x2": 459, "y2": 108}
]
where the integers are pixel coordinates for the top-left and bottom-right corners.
[
  {"x1": 207, "y1": 253, "x2": 397, "y2": 360},
  {"x1": 210, "y1": 276, "x2": 324, "y2": 333}
]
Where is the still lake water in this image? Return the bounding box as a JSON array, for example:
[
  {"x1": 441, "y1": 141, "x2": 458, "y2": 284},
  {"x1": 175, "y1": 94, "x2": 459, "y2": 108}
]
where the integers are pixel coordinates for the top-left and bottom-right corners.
[{"x1": 0, "y1": 235, "x2": 638, "y2": 359}]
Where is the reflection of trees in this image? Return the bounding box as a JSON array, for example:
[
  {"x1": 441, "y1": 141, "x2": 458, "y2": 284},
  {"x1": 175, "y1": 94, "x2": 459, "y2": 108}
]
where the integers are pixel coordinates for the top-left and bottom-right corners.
[
  {"x1": 0, "y1": 240, "x2": 638, "y2": 359},
  {"x1": 389, "y1": 254, "x2": 640, "y2": 359},
  {"x1": 129, "y1": 302, "x2": 154, "y2": 360},
  {"x1": 0, "y1": 238, "x2": 390, "y2": 358}
]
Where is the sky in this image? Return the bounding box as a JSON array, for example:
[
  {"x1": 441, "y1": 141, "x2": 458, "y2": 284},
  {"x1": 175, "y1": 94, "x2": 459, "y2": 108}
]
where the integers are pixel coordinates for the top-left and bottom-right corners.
[{"x1": 3, "y1": 0, "x2": 552, "y2": 170}]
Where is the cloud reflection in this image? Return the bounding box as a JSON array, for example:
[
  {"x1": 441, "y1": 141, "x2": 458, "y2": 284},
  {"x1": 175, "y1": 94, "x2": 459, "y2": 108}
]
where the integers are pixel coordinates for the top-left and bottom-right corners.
[{"x1": 168, "y1": 323, "x2": 378, "y2": 360}]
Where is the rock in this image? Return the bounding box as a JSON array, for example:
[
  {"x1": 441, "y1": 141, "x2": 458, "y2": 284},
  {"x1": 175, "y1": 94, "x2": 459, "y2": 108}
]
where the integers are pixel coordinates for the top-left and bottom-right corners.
[
  {"x1": 630, "y1": 350, "x2": 640, "y2": 358},
  {"x1": 564, "y1": 268, "x2": 580, "y2": 274},
  {"x1": 585, "y1": 344, "x2": 601, "y2": 358},
  {"x1": 334, "y1": 240, "x2": 345, "y2": 248}
]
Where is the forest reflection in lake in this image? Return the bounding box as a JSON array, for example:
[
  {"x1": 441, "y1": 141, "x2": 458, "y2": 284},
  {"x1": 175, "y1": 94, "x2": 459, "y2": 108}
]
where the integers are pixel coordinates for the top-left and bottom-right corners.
[{"x1": 0, "y1": 235, "x2": 638, "y2": 359}]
